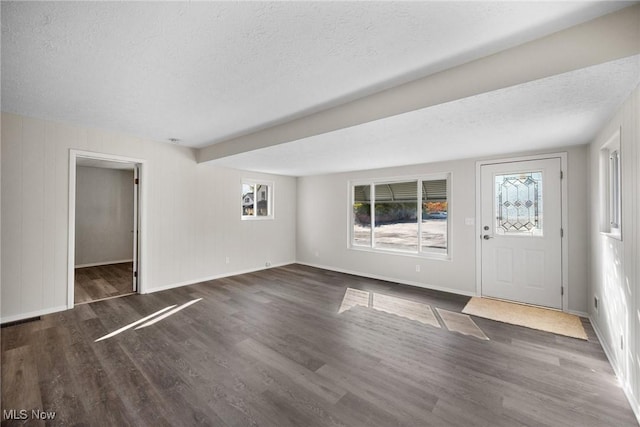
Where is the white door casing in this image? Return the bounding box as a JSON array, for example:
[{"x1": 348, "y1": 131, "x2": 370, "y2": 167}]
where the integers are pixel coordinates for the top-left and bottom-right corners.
[
  {"x1": 132, "y1": 165, "x2": 140, "y2": 293},
  {"x1": 68, "y1": 150, "x2": 146, "y2": 308},
  {"x1": 480, "y1": 158, "x2": 563, "y2": 309}
]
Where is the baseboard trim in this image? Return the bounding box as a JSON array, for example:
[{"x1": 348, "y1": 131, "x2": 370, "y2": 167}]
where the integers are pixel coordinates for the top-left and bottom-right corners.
[
  {"x1": 590, "y1": 315, "x2": 640, "y2": 425},
  {"x1": 144, "y1": 261, "x2": 296, "y2": 294},
  {"x1": 568, "y1": 309, "x2": 589, "y2": 318},
  {"x1": 75, "y1": 259, "x2": 134, "y2": 268},
  {"x1": 296, "y1": 261, "x2": 476, "y2": 298},
  {"x1": 1, "y1": 305, "x2": 68, "y2": 325}
]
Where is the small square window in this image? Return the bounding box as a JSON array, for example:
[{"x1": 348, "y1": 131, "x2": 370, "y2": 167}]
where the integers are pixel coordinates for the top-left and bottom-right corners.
[{"x1": 242, "y1": 180, "x2": 273, "y2": 220}]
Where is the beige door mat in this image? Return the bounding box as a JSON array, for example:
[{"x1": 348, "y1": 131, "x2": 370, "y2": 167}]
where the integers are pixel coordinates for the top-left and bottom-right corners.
[{"x1": 462, "y1": 297, "x2": 587, "y2": 340}]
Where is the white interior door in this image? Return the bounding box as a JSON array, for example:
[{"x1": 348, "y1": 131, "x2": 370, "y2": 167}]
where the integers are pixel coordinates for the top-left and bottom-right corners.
[{"x1": 480, "y1": 158, "x2": 562, "y2": 309}]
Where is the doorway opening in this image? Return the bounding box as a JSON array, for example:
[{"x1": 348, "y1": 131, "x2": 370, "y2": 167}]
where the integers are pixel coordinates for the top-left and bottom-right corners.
[{"x1": 68, "y1": 151, "x2": 145, "y2": 307}]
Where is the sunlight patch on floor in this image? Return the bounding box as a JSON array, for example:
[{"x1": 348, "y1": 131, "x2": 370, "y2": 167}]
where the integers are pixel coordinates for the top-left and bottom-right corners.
[
  {"x1": 436, "y1": 308, "x2": 489, "y2": 340},
  {"x1": 95, "y1": 304, "x2": 177, "y2": 342},
  {"x1": 338, "y1": 288, "x2": 439, "y2": 328},
  {"x1": 95, "y1": 298, "x2": 203, "y2": 342},
  {"x1": 135, "y1": 298, "x2": 203, "y2": 329}
]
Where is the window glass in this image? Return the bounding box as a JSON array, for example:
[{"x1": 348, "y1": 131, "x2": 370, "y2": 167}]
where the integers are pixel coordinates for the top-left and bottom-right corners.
[
  {"x1": 600, "y1": 130, "x2": 621, "y2": 238},
  {"x1": 353, "y1": 185, "x2": 371, "y2": 246},
  {"x1": 242, "y1": 183, "x2": 255, "y2": 216},
  {"x1": 242, "y1": 181, "x2": 272, "y2": 219},
  {"x1": 421, "y1": 179, "x2": 448, "y2": 252},
  {"x1": 374, "y1": 182, "x2": 418, "y2": 252},
  {"x1": 350, "y1": 176, "x2": 449, "y2": 257},
  {"x1": 609, "y1": 150, "x2": 620, "y2": 230},
  {"x1": 494, "y1": 172, "x2": 543, "y2": 236},
  {"x1": 256, "y1": 185, "x2": 269, "y2": 217}
]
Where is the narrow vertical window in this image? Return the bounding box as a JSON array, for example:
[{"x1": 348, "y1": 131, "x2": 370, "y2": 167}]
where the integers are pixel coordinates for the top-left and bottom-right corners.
[
  {"x1": 609, "y1": 150, "x2": 620, "y2": 230},
  {"x1": 600, "y1": 129, "x2": 621, "y2": 238}
]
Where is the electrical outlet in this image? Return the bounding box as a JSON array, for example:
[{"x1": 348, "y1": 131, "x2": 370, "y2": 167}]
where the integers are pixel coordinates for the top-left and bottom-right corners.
[
  {"x1": 415, "y1": 265, "x2": 421, "y2": 272},
  {"x1": 315, "y1": 251, "x2": 320, "y2": 257},
  {"x1": 225, "y1": 257, "x2": 230, "y2": 264},
  {"x1": 265, "y1": 261, "x2": 271, "y2": 267}
]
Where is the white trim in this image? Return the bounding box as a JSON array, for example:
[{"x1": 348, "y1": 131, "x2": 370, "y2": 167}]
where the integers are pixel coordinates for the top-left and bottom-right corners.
[
  {"x1": 297, "y1": 261, "x2": 476, "y2": 298},
  {"x1": 600, "y1": 128, "x2": 623, "y2": 239},
  {"x1": 350, "y1": 172, "x2": 450, "y2": 186},
  {"x1": 145, "y1": 261, "x2": 295, "y2": 294},
  {"x1": 567, "y1": 309, "x2": 589, "y2": 318},
  {"x1": 75, "y1": 259, "x2": 134, "y2": 269},
  {"x1": 348, "y1": 245, "x2": 450, "y2": 261},
  {"x1": 133, "y1": 165, "x2": 140, "y2": 292},
  {"x1": 68, "y1": 150, "x2": 147, "y2": 309},
  {"x1": 1, "y1": 305, "x2": 68, "y2": 324},
  {"x1": 591, "y1": 316, "x2": 640, "y2": 425},
  {"x1": 241, "y1": 179, "x2": 275, "y2": 220},
  {"x1": 475, "y1": 152, "x2": 569, "y2": 312}
]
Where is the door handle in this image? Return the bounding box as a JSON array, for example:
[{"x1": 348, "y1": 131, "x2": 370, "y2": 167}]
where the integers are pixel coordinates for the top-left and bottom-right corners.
[{"x1": 483, "y1": 235, "x2": 494, "y2": 240}]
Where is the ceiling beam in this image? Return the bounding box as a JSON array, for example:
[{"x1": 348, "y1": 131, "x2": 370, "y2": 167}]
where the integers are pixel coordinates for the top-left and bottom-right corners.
[{"x1": 198, "y1": 4, "x2": 640, "y2": 164}]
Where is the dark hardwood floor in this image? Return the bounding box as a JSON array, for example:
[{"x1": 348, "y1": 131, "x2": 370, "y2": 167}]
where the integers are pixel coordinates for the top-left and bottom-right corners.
[
  {"x1": 74, "y1": 262, "x2": 134, "y2": 304},
  {"x1": 2, "y1": 264, "x2": 637, "y2": 426}
]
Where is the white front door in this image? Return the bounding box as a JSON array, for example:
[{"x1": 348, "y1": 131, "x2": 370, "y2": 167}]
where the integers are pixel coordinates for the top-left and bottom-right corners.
[{"x1": 480, "y1": 158, "x2": 562, "y2": 309}]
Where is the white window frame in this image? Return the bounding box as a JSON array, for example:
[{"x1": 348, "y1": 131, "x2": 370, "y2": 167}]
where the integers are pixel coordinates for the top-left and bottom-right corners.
[
  {"x1": 242, "y1": 179, "x2": 274, "y2": 220},
  {"x1": 600, "y1": 129, "x2": 621, "y2": 240},
  {"x1": 348, "y1": 173, "x2": 451, "y2": 260}
]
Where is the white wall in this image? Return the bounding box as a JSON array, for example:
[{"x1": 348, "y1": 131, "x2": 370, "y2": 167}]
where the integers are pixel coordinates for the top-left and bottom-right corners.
[
  {"x1": 0, "y1": 113, "x2": 296, "y2": 322},
  {"x1": 588, "y1": 84, "x2": 640, "y2": 418},
  {"x1": 75, "y1": 166, "x2": 134, "y2": 267},
  {"x1": 297, "y1": 145, "x2": 589, "y2": 314}
]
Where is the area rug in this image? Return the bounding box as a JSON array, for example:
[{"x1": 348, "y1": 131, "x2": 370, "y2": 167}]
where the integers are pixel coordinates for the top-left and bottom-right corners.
[{"x1": 462, "y1": 297, "x2": 587, "y2": 340}]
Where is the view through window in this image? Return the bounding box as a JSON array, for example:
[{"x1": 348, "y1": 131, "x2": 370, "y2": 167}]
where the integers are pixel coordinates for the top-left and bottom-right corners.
[
  {"x1": 352, "y1": 175, "x2": 449, "y2": 256},
  {"x1": 242, "y1": 181, "x2": 273, "y2": 219}
]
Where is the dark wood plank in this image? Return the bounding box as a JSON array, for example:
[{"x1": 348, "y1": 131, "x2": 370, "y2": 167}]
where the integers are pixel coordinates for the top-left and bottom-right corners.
[
  {"x1": 2, "y1": 264, "x2": 637, "y2": 426},
  {"x1": 74, "y1": 262, "x2": 134, "y2": 304}
]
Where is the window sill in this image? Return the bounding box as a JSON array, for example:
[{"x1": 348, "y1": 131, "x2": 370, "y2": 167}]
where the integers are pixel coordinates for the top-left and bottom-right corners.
[
  {"x1": 349, "y1": 245, "x2": 451, "y2": 261},
  {"x1": 242, "y1": 216, "x2": 274, "y2": 221},
  {"x1": 601, "y1": 231, "x2": 622, "y2": 241}
]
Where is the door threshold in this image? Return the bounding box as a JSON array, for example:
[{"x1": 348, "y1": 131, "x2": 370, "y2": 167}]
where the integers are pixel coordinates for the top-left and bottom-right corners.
[
  {"x1": 75, "y1": 292, "x2": 136, "y2": 306},
  {"x1": 479, "y1": 295, "x2": 562, "y2": 312}
]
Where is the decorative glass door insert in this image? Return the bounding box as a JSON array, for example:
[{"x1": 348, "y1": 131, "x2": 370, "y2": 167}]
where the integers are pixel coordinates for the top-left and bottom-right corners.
[{"x1": 494, "y1": 171, "x2": 543, "y2": 236}]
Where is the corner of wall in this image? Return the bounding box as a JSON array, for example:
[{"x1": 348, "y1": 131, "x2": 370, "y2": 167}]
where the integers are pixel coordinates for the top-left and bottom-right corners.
[{"x1": 587, "y1": 83, "x2": 640, "y2": 423}]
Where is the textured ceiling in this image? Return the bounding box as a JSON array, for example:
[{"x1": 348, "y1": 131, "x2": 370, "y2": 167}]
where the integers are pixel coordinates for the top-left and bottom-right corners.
[
  {"x1": 207, "y1": 56, "x2": 640, "y2": 176},
  {"x1": 1, "y1": 1, "x2": 633, "y2": 149}
]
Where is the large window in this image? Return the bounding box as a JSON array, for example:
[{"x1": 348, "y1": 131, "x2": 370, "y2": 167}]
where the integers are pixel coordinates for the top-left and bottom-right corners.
[
  {"x1": 242, "y1": 180, "x2": 273, "y2": 219},
  {"x1": 351, "y1": 175, "x2": 450, "y2": 257}
]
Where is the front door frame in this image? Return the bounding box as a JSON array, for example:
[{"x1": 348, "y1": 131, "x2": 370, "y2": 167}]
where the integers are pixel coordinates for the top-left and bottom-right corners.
[
  {"x1": 475, "y1": 152, "x2": 568, "y2": 312},
  {"x1": 67, "y1": 149, "x2": 147, "y2": 309}
]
